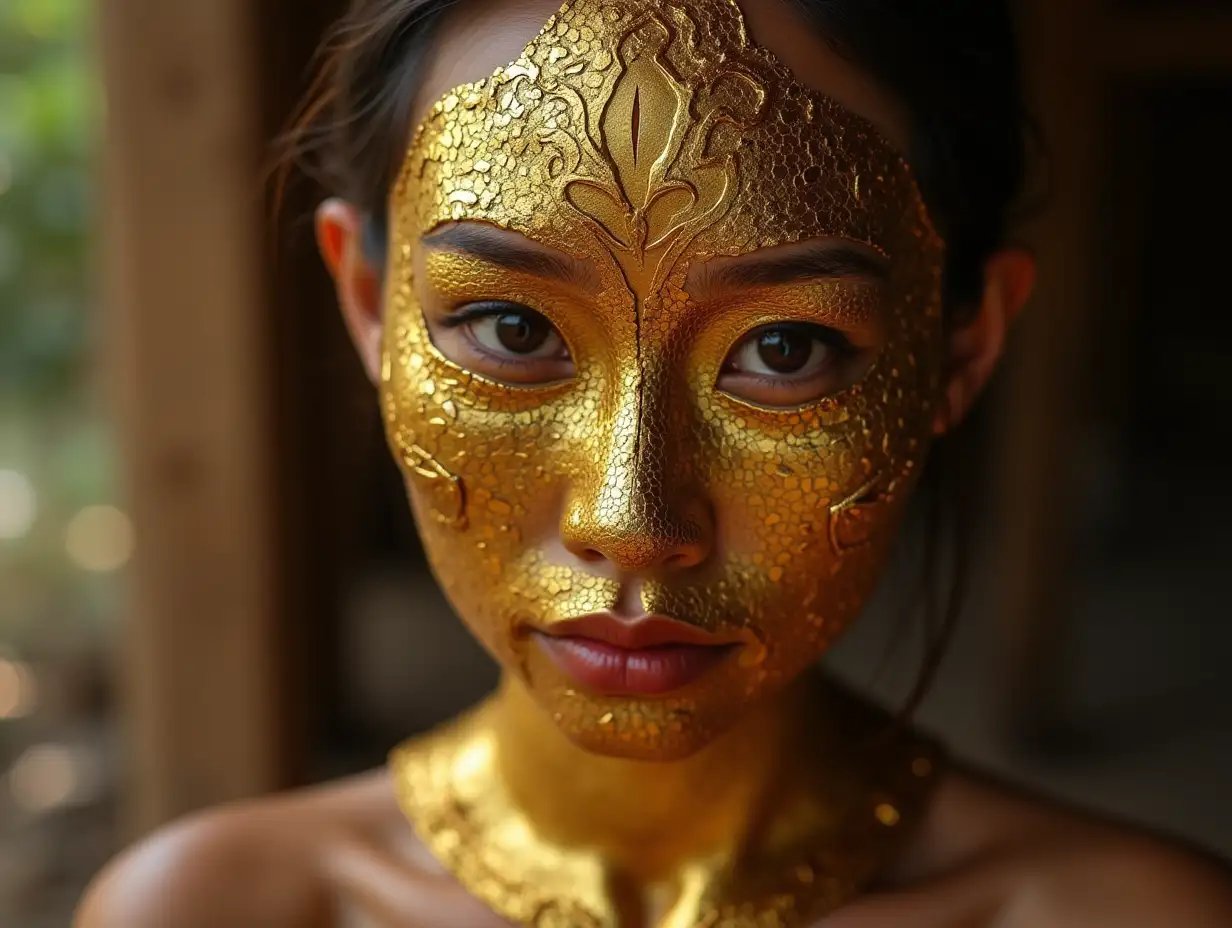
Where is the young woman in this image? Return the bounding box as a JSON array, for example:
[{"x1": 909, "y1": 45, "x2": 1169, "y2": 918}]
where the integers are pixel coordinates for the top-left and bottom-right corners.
[{"x1": 78, "y1": 0, "x2": 1232, "y2": 925}]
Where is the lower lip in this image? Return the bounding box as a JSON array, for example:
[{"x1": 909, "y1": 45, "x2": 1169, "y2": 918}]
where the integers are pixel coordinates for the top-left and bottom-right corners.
[{"x1": 533, "y1": 634, "x2": 735, "y2": 696}]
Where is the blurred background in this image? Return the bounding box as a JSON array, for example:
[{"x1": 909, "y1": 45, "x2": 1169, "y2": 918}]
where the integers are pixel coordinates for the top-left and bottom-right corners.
[{"x1": 1, "y1": 0, "x2": 1231, "y2": 924}]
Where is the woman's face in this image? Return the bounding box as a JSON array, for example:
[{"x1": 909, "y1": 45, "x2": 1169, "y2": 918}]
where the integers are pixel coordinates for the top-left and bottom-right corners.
[{"x1": 380, "y1": 0, "x2": 947, "y2": 760}]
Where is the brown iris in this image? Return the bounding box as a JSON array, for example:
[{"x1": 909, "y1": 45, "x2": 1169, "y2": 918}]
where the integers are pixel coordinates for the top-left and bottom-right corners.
[
  {"x1": 755, "y1": 326, "x2": 814, "y2": 375},
  {"x1": 495, "y1": 309, "x2": 554, "y2": 354}
]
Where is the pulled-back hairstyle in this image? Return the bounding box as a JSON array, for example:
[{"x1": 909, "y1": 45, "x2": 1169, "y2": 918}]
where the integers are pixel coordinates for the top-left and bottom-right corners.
[{"x1": 280, "y1": 0, "x2": 1035, "y2": 711}]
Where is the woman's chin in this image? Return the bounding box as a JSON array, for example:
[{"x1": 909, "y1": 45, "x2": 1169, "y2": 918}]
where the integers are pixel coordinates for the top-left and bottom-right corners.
[
  {"x1": 550, "y1": 704, "x2": 730, "y2": 762},
  {"x1": 521, "y1": 660, "x2": 751, "y2": 761}
]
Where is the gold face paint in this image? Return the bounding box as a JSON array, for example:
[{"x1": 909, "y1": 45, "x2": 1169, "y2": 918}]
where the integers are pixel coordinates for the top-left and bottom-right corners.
[
  {"x1": 384, "y1": 0, "x2": 945, "y2": 754},
  {"x1": 383, "y1": 0, "x2": 948, "y2": 922}
]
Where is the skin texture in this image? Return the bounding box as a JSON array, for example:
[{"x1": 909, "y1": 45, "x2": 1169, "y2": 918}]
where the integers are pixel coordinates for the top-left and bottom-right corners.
[
  {"x1": 75, "y1": 1, "x2": 1232, "y2": 925},
  {"x1": 76, "y1": 767, "x2": 1232, "y2": 927}
]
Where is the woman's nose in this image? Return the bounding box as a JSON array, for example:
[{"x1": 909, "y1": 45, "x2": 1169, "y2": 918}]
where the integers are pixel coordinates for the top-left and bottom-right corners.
[
  {"x1": 560, "y1": 382, "x2": 713, "y2": 574},
  {"x1": 562, "y1": 491, "x2": 713, "y2": 572}
]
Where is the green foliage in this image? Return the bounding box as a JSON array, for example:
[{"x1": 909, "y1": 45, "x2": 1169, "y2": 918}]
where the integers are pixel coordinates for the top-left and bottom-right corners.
[
  {"x1": 1, "y1": 0, "x2": 114, "y2": 643},
  {"x1": 0, "y1": 0, "x2": 96, "y2": 405}
]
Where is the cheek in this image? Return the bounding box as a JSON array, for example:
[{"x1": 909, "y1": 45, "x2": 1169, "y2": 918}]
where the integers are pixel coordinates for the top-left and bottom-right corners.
[
  {"x1": 381, "y1": 302, "x2": 543, "y2": 602},
  {"x1": 382, "y1": 294, "x2": 623, "y2": 647},
  {"x1": 703, "y1": 391, "x2": 913, "y2": 559},
  {"x1": 693, "y1": 338, "x2": 940, "y2": 648}
]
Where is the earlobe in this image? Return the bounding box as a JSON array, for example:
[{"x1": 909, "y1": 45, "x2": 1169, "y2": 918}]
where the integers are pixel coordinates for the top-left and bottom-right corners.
[
  {"x1": 317, "y1": 205, "x2": 349, "y2": 278},
  {"x1": 987, "y1": 248, "x2": 1037, "y2": 327},
  {"x1": 934, "y1": 247, "x2": 1036, "y2": 434},
  {"x1": 316, "y1": 198, "x2": 386, "y2": 384}
]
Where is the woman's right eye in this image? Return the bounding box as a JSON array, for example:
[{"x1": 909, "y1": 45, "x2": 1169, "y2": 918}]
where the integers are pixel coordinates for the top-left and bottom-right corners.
[
  {"x1": 435, "y1": 301, "x2": 575, "y2": 385},
  {"x1": 470, "y1": 308, "x2": 564, "y2": 358}
]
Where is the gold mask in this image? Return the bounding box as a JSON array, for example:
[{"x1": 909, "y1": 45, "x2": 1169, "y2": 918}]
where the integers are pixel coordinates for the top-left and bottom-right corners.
[{"x1": 382, "y1": 0, "x2": 946, "y2": 758}]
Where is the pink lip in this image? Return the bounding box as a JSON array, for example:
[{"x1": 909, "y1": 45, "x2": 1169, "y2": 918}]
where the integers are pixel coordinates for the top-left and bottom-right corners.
[{"x1": 531, "y1": 614, "x2": 739, "y2": 696}]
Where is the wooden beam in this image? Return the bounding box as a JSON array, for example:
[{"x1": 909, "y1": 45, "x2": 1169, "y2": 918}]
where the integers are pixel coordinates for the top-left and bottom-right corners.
[
  {"x1": 254, "y1": 0, "x2": 368, "y2": 788},
  {"x1": 1104, "y1": 12, "x2": 1232, "y2": 76},
  {"x1": 99, "y1": 0, "x2": 286, "y2": 834},
  {"x1": 995, "y1": 0, "x2": 1108, "y2": 724}
]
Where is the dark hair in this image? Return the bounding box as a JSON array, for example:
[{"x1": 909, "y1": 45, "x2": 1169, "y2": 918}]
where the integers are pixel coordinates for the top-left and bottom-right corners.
[{"x1": 281, "y1": 0, "x2": 1034, "y2": 710}]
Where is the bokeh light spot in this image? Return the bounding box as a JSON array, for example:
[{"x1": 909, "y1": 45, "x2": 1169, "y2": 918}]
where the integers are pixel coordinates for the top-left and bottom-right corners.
[
  {"x1": 0, "y1": 470, "x2": 37, "y2": 540},
  {"x1": 0, "y1": 658, "x2": 38, "y2": 720},
  {"x1": 65, "y1": 505, "x2": 134, "y2": 572},
  {"x1": 9, "y1": 745, "x2": 78, "y2": 814}
]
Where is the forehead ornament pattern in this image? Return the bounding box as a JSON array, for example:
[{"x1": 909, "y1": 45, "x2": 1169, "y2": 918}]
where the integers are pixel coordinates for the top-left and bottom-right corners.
[
  {"x1": 403, "y1": 0, "x2": 940, "y2": 287},
  {"x1": 556, "y1": 11, "x2": 762, "y2": 297}
]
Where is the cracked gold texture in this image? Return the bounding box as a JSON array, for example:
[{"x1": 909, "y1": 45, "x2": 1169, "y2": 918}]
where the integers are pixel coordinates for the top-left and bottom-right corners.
[
  {"x1": 383, "y1": 0, "x2": 946, "y2": 754},
  {"x1": 381, "y1": 0, "x2": 948, "y2": 924},
  {"x1": 392, "y1": 680, "x2": 941, "y2": 927}
]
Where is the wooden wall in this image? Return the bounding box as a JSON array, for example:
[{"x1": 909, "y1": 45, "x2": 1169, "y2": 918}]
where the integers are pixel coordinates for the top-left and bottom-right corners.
[
  {"x1": 999, "y1": 0, "x2": 1232, "y2": 720},
  {"x1": 100, "y1": 0, "x2": 363, "y2": 835},
  {"x1": 99, "y1": 0, "x2": 286, "y2": 833}
]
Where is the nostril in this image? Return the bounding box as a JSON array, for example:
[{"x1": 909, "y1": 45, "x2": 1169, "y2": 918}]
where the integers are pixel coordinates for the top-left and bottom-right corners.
[
  {"x1": 663, "y1": 543, "x2": 707, "y2": 570},
  {"x1": 576, "y1": 547, "x2": 608, "y2": 564},
  {"x1": 561, "y1": 503, "x2": 714, "y2": 571}
]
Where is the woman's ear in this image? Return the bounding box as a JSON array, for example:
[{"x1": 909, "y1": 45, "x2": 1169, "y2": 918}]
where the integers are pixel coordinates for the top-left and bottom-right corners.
[
  {"x1": 317, "y1": 198, "x2": 385, "y2": 383},
  {"x1": 935, "y1": 247, "x2": 1037, "y2": 434}
]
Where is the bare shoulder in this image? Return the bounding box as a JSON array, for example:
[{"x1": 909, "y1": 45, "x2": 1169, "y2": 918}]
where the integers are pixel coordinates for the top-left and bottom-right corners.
[
  {"x1": 1006, "y1": 828, "x2": 1232, "y2": 928},
  {"x1": 74, "y1": 771, "x2": 399, "y2": 928},
  {"x1": 888, "y1": 767, "x2": 1232, "y2": 927}
]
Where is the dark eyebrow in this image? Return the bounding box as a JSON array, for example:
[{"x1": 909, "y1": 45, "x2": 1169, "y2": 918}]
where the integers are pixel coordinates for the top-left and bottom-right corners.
[
  {"x1": 421, "y1": 223, "x2": 597, "y2": 290},
  {"x1": 696, "y1": 241, "x2": 890, "y2": 293}
]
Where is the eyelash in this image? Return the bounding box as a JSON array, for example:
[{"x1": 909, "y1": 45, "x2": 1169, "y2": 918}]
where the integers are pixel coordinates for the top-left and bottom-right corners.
[
  {"x1": 436, "y1": 303, "x2": 860, "y2": 396},
  {"x1": 442, "y1": 308, "x2": 856, "y2": 346},
  {"x1": 723, "y1": 323, "x2": 858, "y2": 370},
  {"x1": 763, "y1": 323, "x2": 857, "y2": 357},
  {"x1": 811, "y1": 327, "x2": 858, "y2": 356},
  {"x1": 439, "y1": 301, "x2": 567, "y2": 371},
  {"x1": 438, "y1": 301, "x2": 525, "y2": 330}
]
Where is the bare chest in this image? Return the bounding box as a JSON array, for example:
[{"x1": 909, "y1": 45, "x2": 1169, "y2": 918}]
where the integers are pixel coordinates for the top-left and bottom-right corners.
[
  {"x1": 323, "y1": 831, "x2": 515, "y2": 928},
  {"x1": 320, "y1": 814, "x2": 1008, "y2": 928},
  {"x1": 325, "y1": 858, "x2": 1004, "y2": 928}
]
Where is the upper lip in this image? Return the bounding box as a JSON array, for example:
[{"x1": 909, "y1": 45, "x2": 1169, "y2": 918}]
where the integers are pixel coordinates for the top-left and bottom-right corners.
[{"x1": 534, "y1": 613, "x2": 735, "y2": 650}]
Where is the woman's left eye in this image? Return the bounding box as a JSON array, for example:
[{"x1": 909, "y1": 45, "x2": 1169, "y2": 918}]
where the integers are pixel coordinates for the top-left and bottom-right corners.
[{"x1": 718, "y1": 323, "x2": 858, "y2": 408}]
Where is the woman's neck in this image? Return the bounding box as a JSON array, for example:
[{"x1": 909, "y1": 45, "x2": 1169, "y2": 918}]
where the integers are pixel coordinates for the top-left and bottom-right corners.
[
  {"x1": 390, "y1": 670, "x2": 942, "y2": 926},
  {"x1": 487, "y1": 673, "x2": 816, "y2": 880}
]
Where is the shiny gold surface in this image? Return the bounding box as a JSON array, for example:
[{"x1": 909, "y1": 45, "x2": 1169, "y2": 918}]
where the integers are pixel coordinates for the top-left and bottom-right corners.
[
  {"x1": 392, "y1": 675, "x2": 941, "y2": 927},
  {"x1": 382, "y1": 0, "x2": 949, "y2": 923}
]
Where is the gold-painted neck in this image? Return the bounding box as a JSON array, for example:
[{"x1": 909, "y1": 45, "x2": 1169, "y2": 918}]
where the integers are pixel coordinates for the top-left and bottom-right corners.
[
  {"x1": 489, "y1": 672, "x2": 801, "y2": 880},
  {"x1": 390, "y1": 673, "x2": 941, "y2": 927}
]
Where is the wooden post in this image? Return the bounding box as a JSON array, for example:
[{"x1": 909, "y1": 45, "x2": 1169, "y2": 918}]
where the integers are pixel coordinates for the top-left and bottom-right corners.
[
  {"x1": 1105, "y1": 11, "x2": 1232, "y2": 75},
  {"x1": 996, "y1": 0, "x2": 1107, "y2": 723},
  {"x1": 996, "y1": 1, "x2": 1232, "y2": 730},
  {"x1": 253, "y1": 0, "x2": 372, "y2": 789},
  {"x1": 99, "y1": 0, "x2": 286, "y2": 834}
]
